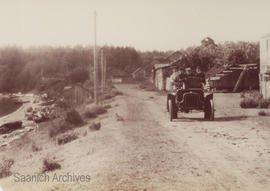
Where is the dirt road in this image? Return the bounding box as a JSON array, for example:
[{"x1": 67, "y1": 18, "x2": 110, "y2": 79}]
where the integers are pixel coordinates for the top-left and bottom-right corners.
[{"x1": 1, "y1": 84, "x2": 270, "y2": 191}]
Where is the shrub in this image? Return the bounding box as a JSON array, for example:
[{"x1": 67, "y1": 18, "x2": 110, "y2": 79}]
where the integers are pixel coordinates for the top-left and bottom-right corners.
[
  {"x1": 84, "y1": 105, "x2": 107, "y2": 118},
  {"x1": 89, "y1": 121, "x2": 101, "y2": 131},
  {"x1": 242, "y1": 91, "x2": 262, "y2": 99},
  {"x1": 65, "y1": 109, "x2": 84, "y2": 125},
  {"x1": 49, "y1": 121, "x2": 73, "y2": 137},
  {"x1": 240, "y1": 98, "x2": 259, "y2": 108},
  {"x1": 0, "y1": 158, "x2": 14, "y2": 179},
  {"x1": 258, "y1": 111, "x2": 266, "y2": 116},
  {"x1": 26, "y1": 106, "x2": 33, "y2": 112},
  {"x1": 57, "y1": 132, "x2": 78, "y2": 145},
  {"x1": 49, "y1": 110, "x2": 84, "y2": 137},
  {"x1": 41, "y1": 159, "x2": 61, "y2": 173},
  {"x1": 259, "y1": 99, "x2": 270, "y2": 108},
  {"x1": 240, "y1": 95, "x2": 270, "y2": 109}
]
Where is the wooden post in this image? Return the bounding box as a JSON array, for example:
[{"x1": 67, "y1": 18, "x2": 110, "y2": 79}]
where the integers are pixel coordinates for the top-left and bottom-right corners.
[
  {"x1": 100, "y1": 48, "x2": 104, "y2": 103},
  {"x1": 104, "y1": 55, "x2": 106, "y2": 89}
]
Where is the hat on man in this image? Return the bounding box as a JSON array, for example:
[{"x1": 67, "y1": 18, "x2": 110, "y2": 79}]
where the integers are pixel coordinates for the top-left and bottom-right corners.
[{"x1": 185, "y1": 67, "x2": 191, "y2": 71}]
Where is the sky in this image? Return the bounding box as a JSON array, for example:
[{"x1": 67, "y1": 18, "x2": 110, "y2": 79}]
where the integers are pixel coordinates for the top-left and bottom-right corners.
[{"x1": 0, "y1": 0, "x2": 270, "y2": 51}]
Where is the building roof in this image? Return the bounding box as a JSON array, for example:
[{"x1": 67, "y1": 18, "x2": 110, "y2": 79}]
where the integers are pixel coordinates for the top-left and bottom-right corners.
[
  {"x1": 132, "y1": 62, "x2": 156, "y2": 75},
  {"x1": 153, "y1": 63, "x2": 171, "y2": 70},
  {"x1": 150, "y1": 59, "x2": 164, "y2": 66},
  {"x1": 164, "y1": 51, "x2": 183, "y2": 62},
  {"x1": 132, "y1": 67, "x2": 142, "y2": 75}
]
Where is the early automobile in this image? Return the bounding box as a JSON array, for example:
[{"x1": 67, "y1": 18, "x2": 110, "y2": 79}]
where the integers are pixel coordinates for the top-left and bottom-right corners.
[{"x1": 167, "y1": 76, "x2": 214, "y2": 121}]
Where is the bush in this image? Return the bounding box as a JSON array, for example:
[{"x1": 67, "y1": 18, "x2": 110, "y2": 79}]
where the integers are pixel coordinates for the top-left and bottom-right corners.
[
  {"x1": 42, "y1": 159, "x2": 61, "y2": 173},
  {"x1": 240, "y1": 98, "x2": 259, "y2": 108},
  {"x1": 57, "y1": 132, "x2": 78, "y2": 145},
  {"x1": 0, "y1": 158, "x2": 14, "y2": 179},
  {"x1": 26, "y1": 106, "x2": 33, "y2": 112},
  {"x1": 89, "y1": 121, "x2": 101, "y2": 131},
  {"x1": 49, "y1": 121, "x2": 73, "y2": 137},
  {"x1": 65, "y1": 109, "x2": 84, "y2": 125},
  {"x1": 240, "y1": 95, "x2": 270, "y2": 109},
  {"x1": 49, "y1": 109, "x2": 84, "y2": 137},
  {"x1": 259, "y1": 99, "x2": 270, "y2": 108},
  {"x1": 84, "y1": 105, "x2": 107, "y2": 118},
  {"x1": 240, "y1": 90, "x2": 262, "y2": 99},
  {"x1": 258, "y1": 111, "x2": 266, "y2": 116}
]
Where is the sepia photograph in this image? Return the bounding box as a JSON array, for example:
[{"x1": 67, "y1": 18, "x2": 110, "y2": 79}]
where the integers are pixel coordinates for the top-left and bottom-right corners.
[{"x1": 0, "y1": 0, "x2": 270, "y2": 190}]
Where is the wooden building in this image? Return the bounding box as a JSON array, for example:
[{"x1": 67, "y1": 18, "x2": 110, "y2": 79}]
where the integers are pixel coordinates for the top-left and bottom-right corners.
[
  {"x1": 260, "y1": 33, "x2": 270, "y2": 99},
  {"x1": 63, "y1": 84, "x2": 90, "y2": 105},
  {"x1": 153, "y1": 63, "x2": 171, "y2": 90},
  {"x1": 152, "y1": 51, "x2": 186, "y2": 91},
  {"x1": 111, "y1": 70, "x2": 126, "y2": 84},
  {"x1": 209, "y1": 64, "x2": 259, "y2": 91}
]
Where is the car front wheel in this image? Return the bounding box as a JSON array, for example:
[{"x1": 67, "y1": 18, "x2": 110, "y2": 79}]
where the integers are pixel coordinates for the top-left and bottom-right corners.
[
  {"x1": 169, "y1": 99, "x2": 177, "y2": 121},
  {"x1": 204, "y1": 99, "x2": 214, "y2": 121}
]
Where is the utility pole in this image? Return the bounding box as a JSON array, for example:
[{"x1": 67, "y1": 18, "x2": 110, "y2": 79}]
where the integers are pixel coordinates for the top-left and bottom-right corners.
[
  {"x1": 104, "y1": 54, "x2": 106, "y2": 89},
  {"x1": 100, "y1": 48, "x2": 104, "y2": 102},
  {"x1": 93, "y1": 11, "x2": 98, "y2": 104}
]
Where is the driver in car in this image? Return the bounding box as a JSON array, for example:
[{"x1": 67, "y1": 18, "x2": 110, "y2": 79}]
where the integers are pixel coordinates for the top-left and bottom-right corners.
[{"x1": 185, "y1": 67, "x2": 193, "y2": 77}]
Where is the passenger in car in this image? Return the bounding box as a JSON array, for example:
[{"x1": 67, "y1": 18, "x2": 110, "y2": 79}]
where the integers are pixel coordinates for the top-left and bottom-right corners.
[
  {"x1": 194, "y1": 65, "x2": 206, "y2": 84},
  {"x1": 173, "y1": 68, "x2": 186, "y2": 89}
]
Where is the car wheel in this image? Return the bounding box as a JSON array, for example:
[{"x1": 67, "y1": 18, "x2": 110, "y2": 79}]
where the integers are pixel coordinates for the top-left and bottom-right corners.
[
  {"x1": 169, "y1": 100, "x2": 173, "y2": 121},
  {"x1": 167, "y1": 98, "x2": 169, "y2": 112},
  {"x1": 204, "y1": 99, "x2": 214, "y2": 121},
  {"x1": 210, "y1": 99, "x2": 214, "y2": 121},
  {"x1": 169, "y1": 99, "x2": 177, "y2": 121}
]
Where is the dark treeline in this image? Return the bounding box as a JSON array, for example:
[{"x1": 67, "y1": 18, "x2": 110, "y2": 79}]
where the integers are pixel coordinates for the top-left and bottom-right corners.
[
  {"x1": 0, "y1": 46, "x2": 145, "y2": 93},
  {"x1": 0, "y1": 38, "x2": 259, "y2": 93}
]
